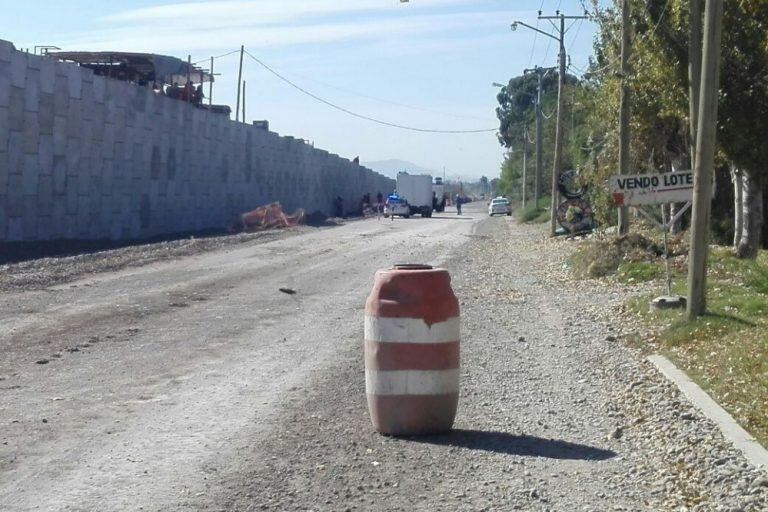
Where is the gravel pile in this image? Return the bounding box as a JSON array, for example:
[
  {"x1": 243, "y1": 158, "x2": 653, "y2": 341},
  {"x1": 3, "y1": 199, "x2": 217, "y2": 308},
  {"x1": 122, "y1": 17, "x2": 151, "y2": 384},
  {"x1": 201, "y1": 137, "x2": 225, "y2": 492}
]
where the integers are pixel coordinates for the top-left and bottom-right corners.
[
  {"x1": 207, "y1": 218, "x2": 766, "y2": 511},
  {"x1": 0, "y1": 227, "x2": 313, "y2": 292}
]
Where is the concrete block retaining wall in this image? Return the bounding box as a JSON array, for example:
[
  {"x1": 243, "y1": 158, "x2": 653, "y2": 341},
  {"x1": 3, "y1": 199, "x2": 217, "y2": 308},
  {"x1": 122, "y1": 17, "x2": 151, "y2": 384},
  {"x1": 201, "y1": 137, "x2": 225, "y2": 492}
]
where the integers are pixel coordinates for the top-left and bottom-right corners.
[{"x1": 0, "y1": 40, "x2": 394, "y2": 242}]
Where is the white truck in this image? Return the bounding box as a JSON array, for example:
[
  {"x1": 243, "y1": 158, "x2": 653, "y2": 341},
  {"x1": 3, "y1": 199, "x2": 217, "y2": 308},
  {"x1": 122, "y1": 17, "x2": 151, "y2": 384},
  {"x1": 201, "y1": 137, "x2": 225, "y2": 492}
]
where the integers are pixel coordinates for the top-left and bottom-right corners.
[{"x1": 396, "y1": 172, "x2": 433, "y2": 218}]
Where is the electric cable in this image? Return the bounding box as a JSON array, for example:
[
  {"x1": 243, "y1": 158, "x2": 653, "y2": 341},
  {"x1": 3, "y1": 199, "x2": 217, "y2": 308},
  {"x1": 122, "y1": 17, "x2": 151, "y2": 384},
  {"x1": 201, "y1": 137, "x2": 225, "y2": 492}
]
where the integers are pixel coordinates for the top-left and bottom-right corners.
[
  {"x1": 528, "y1": 0, "x2": 548, "y2": 67},
  {"x1": 586, "y1": 0, "x2": 672, "y2": 78},
  {"x1": 192, "y1": 49, "x2": 240, "y2": 66},
  {"x1": 266, "y1": 65, "x2": 492, "y2": 122},
  {"x1": 243, "y1": 50, "x2": 498, "y2": 134},
  {"x1": 568, "y1": 18, "x2": 584, "y2": 55}
]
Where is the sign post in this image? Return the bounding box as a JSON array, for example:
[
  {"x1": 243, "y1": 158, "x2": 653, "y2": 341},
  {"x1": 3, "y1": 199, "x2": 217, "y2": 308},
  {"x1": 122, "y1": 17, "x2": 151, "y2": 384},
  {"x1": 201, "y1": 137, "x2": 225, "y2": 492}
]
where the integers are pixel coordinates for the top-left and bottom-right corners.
[
  {"x1": 609, "y1": 170, "x2": 699, "y2": 309},
  {"x1": 610, "y1": 170, "x2": 695, "y2": 207}
]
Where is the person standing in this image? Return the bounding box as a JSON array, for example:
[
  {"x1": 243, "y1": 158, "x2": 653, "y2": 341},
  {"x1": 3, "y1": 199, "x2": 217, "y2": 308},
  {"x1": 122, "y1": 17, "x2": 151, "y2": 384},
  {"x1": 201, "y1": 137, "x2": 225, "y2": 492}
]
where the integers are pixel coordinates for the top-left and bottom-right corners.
[
  {"x1": 455, "y1": 194, "x2": 462, "y2": 215},
  {"x1": 334, "y1": 196, "x2": 344, "y2": 218}
]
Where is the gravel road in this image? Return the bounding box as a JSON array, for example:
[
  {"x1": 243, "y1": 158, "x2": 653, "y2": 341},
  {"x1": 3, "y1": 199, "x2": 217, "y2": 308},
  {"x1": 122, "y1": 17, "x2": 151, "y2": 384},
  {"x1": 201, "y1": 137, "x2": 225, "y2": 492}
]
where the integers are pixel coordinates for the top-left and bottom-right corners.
[{"x1": 1, "y1": 204, "x2": 765, "y2": 511}]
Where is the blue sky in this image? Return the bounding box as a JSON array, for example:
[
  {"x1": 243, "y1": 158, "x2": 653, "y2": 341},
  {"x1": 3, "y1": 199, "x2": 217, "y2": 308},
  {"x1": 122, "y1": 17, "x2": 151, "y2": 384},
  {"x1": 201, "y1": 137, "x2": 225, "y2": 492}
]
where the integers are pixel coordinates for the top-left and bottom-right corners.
[{"x1": 2, "y1": 0, "x2": 603, "y2": 180}]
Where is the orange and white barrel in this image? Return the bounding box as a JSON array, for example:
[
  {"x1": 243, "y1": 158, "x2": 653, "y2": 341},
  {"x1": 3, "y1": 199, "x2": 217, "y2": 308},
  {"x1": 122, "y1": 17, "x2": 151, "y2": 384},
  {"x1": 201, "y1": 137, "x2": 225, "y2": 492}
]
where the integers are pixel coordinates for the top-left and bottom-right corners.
[{"x1": 364, "y1": 264, "x2": 460, "y2": 435}]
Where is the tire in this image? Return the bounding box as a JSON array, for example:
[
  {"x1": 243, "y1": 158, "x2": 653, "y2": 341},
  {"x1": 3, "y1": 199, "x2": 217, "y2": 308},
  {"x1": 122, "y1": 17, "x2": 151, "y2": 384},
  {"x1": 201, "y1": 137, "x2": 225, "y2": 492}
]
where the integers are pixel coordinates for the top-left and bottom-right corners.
[
  {"x1": 506, "y1": 212, "x2": 511, "y2": 216},
  {"x1": 558, "y1": 170, "x2": 587, "y2": 199},
  {"x1": 403, "y1": 214, "x2": 410, "y2": 219}
]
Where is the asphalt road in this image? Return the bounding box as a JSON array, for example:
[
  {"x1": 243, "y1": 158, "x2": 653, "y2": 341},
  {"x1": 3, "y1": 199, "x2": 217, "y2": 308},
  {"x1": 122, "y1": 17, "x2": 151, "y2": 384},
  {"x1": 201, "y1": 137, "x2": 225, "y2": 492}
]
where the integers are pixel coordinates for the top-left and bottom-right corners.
[{"x1": 0, "y1": 206, "x2": 486, "y2": 511}]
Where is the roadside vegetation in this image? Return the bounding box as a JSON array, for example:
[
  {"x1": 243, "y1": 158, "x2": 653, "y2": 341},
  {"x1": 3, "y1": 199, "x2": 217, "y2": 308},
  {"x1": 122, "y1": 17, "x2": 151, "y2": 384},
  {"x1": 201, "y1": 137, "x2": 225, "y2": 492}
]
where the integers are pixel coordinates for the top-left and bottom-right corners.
[
  {"x1": 570, "y1": 232, "x2": 768, "y2": 447},
  {"x1": 494, "y1": 1, "x2": 768, "y2": 447},
  {"x1": 515, "y1": 196, "x2": 551, "y2": 224},
  {"x1": 494, "y1": 1, "x2": 768, "y2": 257}
]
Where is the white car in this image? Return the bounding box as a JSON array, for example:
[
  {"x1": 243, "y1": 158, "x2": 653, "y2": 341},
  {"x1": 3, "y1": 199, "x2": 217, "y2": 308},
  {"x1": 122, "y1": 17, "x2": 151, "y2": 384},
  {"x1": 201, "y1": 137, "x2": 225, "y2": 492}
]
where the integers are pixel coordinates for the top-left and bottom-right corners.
[{"x1": 488, "y1": 197, "x2": 511, "y2": 216}]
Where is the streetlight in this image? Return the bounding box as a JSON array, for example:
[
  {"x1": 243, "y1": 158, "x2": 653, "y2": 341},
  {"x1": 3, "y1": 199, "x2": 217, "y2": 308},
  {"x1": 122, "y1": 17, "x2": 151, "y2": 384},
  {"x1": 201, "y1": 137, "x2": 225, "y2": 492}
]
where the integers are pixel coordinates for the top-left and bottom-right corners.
[{"x1": 510, "y1": 20, "x2": 559, "y2": 44}]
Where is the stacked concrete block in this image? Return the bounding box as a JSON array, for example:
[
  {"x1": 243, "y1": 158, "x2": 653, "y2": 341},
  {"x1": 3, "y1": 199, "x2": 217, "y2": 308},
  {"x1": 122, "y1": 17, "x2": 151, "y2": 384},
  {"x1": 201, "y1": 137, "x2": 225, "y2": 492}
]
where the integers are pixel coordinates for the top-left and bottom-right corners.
[{"x1": 0, "y1": 39, "x2": 394, "y2": 242}]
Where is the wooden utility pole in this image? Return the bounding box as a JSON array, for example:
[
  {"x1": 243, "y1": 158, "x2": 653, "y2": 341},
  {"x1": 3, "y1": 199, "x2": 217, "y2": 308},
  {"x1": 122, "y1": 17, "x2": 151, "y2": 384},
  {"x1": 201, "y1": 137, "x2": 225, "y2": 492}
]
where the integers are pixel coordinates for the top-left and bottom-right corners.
[
  {"x1": 617, "y1": 0, "x2": 631, "y2": 235},
  {"x1": 209, "y1": 56, "x2": 214, "y2": 107},
  {"x1": 186, "y1": 55, "x2": 192, "y2": 104},
  {"x1": 235, "y1": 45, "x2": 244, "y2": 122},
  {"x1": 535, "y1": 71, "x2": 543, "y2": 208},
  {"x1": 686, "y1": 0, "x2": 723, "y2": 319},
  {"x1": 522, "y1": 129, "x2": 528, "y2": 207},
  {"x1": 242, "y1": 81, "x2": 246, "y2": 123},
  {"x1": 537, "y1": 12, "x2": 588, "y2": 236},
  {"x1": 550, "y1": 15, "x2": 566, "y2": 236},
  {"x1": 524, "y1": 66, "x2": 555, "y2": 210}
]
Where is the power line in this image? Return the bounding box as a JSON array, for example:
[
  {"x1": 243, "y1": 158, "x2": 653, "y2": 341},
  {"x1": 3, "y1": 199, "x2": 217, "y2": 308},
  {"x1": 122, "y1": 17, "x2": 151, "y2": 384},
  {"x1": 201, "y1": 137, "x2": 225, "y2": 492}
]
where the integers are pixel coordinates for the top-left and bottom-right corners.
[
  {"x1": 586, "y1": 0, "x2": 672, "y2": 78},
  {"x1": 266, "y1": 65, "x2": 492, "y2": 122},
  {"x1": 542, "y1": 31, "x2": 554, "y2": 63},
  {"x1": 243, "y1": 50, "x2": 497, "y2": 134},
  {"x1": 192, "y1": 49, "x2": 240, "y2": 66},
  {"x1": 196, "y1": 48, "x2": 490, "y2": 122},
  {"x1": 528, "y1": 0, "x2": 548, "y2": 67},
  {"x1": 568, "y1": 63, "x2": 588, "y2": 76},
  {"x1": 568, "y1": 18, "x2": 584, "y2": 54}
]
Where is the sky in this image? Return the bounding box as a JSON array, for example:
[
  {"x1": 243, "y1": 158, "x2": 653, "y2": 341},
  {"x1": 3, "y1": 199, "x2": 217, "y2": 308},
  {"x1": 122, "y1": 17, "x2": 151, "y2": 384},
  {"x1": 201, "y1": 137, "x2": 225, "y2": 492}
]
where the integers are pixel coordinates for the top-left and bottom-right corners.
[{"x1": 1, "y1": 0, "x2": 603, "y2": 180}]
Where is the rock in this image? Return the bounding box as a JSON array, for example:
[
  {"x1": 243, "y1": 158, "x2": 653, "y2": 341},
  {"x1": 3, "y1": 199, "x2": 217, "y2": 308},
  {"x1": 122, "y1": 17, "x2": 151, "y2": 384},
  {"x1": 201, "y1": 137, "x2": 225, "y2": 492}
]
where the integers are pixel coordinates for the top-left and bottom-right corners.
[{"x1": 610, "y1": 427, "x2": 624, "y2": 440}]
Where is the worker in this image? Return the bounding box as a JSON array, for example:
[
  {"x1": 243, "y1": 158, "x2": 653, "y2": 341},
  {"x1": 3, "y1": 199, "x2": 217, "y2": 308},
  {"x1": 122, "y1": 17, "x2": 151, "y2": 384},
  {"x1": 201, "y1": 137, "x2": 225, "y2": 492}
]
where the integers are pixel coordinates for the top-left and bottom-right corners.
[
  {"x1": 334, "y1": 196, "x2": 344, "y2": 218},
  {"x1": 193, "y1": 84, "x2": 204, "y2": 106}
]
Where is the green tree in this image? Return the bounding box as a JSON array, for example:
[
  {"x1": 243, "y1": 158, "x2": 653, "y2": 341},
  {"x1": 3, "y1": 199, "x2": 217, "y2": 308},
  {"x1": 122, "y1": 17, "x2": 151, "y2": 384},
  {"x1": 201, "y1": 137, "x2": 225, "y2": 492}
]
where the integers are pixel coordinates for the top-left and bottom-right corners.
[
  {"x1": 495, "y1": 72, "x2": 586, "y2": 203},
  {"x1": 586, "y1": 0, "x2": 768, "y2": 257}
]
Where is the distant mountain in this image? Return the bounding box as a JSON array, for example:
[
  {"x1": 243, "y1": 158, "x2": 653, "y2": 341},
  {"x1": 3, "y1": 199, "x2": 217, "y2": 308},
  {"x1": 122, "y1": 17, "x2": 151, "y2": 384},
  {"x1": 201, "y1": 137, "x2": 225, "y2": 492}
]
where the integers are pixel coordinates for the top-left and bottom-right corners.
[{"x1": 361, "y1": 159, "x2": 434, "y2": 179}]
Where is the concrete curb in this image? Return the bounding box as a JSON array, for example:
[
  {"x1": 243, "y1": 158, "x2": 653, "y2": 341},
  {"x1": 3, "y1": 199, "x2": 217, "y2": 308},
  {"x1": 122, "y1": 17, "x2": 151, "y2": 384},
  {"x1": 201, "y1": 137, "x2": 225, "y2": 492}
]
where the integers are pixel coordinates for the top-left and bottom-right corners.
[{"x1": 648, "y1": 354, "x2": 768, "y2": 473}]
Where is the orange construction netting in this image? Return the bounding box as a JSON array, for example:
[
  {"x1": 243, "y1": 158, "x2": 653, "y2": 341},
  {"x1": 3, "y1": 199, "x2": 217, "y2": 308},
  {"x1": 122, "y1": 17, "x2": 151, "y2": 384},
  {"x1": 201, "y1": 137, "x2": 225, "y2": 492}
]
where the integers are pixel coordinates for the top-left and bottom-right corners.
[{"x1": 235, "y1": 202, "x2": 305, "y2": 232}]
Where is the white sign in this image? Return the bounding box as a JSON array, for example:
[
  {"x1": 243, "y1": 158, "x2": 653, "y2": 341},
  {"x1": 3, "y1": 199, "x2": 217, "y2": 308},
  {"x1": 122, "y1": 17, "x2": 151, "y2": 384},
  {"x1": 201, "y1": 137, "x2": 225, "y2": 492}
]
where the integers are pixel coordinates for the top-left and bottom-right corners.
[{"x1": 609, "y1": 170, "x2": 694, "y2": 207}]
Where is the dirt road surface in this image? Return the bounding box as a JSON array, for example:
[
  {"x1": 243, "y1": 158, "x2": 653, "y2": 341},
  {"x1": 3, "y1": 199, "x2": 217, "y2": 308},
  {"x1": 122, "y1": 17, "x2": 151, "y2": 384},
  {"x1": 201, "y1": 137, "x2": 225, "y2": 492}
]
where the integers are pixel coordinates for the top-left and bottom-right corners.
[{"x1": 1, "y1": 204, "x2": 766, "y2": 511}]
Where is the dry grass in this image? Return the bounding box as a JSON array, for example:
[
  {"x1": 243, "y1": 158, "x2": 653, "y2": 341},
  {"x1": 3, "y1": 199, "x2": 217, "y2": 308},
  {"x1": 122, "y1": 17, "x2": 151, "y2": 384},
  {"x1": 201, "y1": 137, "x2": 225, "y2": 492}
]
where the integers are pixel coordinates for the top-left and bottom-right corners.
[{"x1": 569, "y1": 231, "x2": 665, "y2": 278}]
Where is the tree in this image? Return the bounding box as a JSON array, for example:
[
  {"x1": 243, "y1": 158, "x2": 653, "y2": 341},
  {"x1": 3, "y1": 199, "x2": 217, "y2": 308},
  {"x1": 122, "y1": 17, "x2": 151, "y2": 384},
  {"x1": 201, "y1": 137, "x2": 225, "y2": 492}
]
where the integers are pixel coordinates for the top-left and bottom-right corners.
[
  {"x1": 643, "y1": 0, "x2": 768, "y2": 258},
  {"x1": 580, "y1": 0, "x2": 768, "y2": 257},
  {"x1": 495, "y1": 72, "x2": 584, "y2": 202}
]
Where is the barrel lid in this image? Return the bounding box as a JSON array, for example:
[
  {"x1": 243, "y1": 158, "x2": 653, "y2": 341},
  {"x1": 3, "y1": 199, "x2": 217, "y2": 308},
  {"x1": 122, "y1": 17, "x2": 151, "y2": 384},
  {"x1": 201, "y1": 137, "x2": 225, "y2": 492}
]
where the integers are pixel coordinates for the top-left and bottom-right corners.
[{"x1": 392, "y1": 263, "x2": 433, "y2": 270}]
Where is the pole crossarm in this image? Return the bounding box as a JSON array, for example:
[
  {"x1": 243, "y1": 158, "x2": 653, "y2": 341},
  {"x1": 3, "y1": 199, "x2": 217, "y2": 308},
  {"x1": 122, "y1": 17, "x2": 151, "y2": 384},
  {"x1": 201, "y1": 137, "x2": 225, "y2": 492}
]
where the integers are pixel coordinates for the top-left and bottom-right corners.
[
  {"x1": 538, "y1": 15, "x2": 591, "y2": 20},
  {"x1": 523, "y1": 66, "x2": 557, "y2": 75}
]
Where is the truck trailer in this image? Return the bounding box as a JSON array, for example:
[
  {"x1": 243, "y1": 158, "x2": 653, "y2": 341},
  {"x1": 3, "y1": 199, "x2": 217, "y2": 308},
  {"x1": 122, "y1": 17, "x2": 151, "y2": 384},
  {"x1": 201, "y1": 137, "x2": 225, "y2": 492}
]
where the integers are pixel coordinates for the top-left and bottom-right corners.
[{"x1": 396, "y1": 172, "x2": 433, "y2": 218}]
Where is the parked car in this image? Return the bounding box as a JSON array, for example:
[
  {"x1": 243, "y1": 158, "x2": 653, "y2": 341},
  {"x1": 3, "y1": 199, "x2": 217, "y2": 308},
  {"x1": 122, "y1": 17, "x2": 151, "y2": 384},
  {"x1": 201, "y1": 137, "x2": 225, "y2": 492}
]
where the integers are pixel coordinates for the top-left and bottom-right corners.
[{"x1": 488, "y1": 197, "x2": 511, "y2": 216}]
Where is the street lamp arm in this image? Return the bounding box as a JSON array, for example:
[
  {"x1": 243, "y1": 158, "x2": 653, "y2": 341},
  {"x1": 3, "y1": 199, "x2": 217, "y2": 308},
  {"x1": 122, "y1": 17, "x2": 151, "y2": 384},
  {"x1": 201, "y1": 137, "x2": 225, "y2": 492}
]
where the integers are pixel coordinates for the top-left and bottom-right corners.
[{"x1": 511, "y1": 21, "x2": 560, "y2": 43}]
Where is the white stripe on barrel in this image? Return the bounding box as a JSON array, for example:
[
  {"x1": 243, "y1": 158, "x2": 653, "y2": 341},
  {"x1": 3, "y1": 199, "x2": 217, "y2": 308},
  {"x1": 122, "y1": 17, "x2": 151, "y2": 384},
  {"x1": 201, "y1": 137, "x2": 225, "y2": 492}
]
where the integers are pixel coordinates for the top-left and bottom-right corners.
[
  {"x1": 364, "y1": 315, "x2": 460, "y2": 344},
  {"x1": 365, "y1": 368, "x2": 461, "y2": 395}
]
